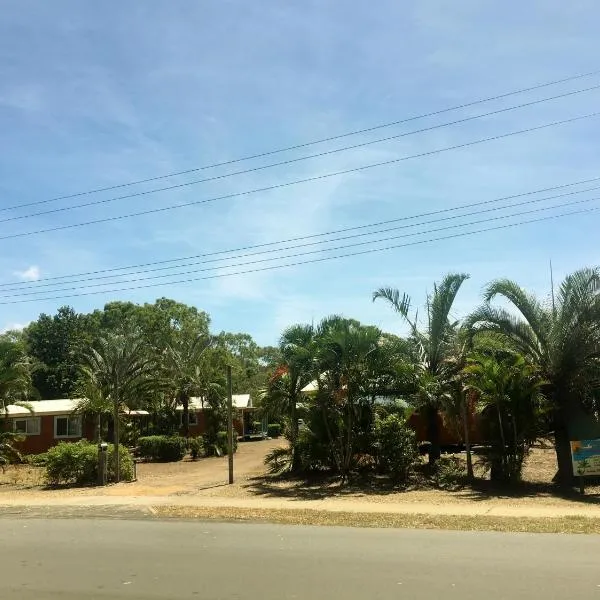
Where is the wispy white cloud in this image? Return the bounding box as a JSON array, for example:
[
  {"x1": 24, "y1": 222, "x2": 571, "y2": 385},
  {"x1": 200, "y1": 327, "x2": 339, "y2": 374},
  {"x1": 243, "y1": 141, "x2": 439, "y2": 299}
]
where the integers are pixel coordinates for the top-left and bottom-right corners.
[{"x1": 14, "y1": 265, "x2": 41, "y2": 281}]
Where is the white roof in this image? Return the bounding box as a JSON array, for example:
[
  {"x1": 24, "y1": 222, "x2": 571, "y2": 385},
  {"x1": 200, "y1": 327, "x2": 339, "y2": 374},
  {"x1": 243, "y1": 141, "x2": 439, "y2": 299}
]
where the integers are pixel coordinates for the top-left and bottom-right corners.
[
  {"x1": 178, "y1": 394, "x2": 253, "y2": 411},
  {"x1": 4, "y1": 398, "x2": 82, "y2": 418},
  {"x1": 301, "y1": 380, "x2": 319, "y2": 394},
  {"x1": 4, "y1": 399, "x2": 149, "y2": 418}
]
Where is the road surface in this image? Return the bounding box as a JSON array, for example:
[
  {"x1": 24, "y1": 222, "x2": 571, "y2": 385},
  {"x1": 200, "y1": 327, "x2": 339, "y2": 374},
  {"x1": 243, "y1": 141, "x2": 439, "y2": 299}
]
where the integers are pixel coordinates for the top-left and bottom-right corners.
[{"x1": 0, "y1": 518, "x2": 599, "y2": 599}]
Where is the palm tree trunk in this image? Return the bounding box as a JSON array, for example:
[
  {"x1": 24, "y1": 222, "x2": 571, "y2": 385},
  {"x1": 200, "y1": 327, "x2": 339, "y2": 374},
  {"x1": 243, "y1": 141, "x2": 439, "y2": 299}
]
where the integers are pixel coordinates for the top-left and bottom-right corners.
[
  {"x1": 426, "y1": 405, "x2": 441, "y2": 466},
  {"x1": 114, "y1": 395, "x2": 120, "y2": 483},
  {"x1": 182, "y1": 393, "x2": 190, "y2": 438},
  {"x1": 290, "y1": 393, "x2": 299, "y2": 472},
  {"x1": 553, "y1": 404, "x2": 574, "y2": 486},
  {"x1": 461, "y1": 395, "x2": 474, "y2": 480}
]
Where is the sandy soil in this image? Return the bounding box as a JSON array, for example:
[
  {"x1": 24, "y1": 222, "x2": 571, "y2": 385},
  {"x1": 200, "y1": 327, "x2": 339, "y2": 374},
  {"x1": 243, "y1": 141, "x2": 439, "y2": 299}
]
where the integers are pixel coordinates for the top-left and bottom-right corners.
[{"x1": 1, "y1": 440, "x2": 598, "y2": 515}]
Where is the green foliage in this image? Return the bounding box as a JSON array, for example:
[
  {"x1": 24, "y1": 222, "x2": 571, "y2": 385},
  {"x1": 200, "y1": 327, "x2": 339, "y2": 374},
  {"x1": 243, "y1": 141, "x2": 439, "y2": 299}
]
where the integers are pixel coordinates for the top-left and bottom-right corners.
[
  {"x1": 433, "y1": 456, "x2": 467, "y2": 490},
  {"x1": 267, "y1": 423, "x2": 281, "y2": 438},
  {"x1": 23, "y1": 452, "x2": 48, "y2": 467},
  {"x1": 373, "y1": 414, "x2": 418, "y2": 481},
  {"x1": 45, "y1": 441, "x2": 133, "y2": 485},
  {"x1": 187, "y1": 436, "x2": 205, "y2": 460},
  {"x1": 25, "y1": 306, "x2": 92, "y2": 399},
  {"x1": 0, "y1": 431, "x2": 23, "y2": 467},
  {"x1": 137, "y1": 435, "x2": 187, "y2": 461}
]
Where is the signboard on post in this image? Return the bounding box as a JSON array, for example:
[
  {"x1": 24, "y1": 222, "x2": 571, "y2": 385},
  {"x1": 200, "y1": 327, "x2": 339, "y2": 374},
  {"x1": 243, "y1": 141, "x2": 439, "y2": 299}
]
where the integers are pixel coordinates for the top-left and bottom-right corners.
[{"x1": 571, "y1": 439, "x2": 600, "y2": 476}]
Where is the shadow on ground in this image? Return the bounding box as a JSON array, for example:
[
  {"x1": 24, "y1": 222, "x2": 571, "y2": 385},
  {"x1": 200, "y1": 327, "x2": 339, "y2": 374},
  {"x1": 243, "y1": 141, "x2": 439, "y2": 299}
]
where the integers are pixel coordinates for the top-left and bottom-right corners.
[{"x1": 240, "y1": 472, "x2": 600, "y2": 504}]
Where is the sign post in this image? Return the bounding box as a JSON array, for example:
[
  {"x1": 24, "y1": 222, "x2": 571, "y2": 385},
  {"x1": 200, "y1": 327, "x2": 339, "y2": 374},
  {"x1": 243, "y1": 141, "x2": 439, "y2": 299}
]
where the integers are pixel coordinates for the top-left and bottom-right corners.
[{"x1": 570, "y1": 439, "x2": 600, "y2": 495}]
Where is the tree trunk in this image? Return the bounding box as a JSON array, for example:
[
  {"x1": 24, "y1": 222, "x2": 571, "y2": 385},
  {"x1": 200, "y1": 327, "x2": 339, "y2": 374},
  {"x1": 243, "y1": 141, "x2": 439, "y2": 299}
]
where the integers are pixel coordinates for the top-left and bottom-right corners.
[
  {"x1": 182, "y1": 393, "x2": 190, "y2": 438},
  {"x1": 426, "y1": 405, "x2": 441, "y2": 465},
  {"x1": 552, "y1": 406, "x2": 575, "y2": 486},
  {"x1": 290, "y1": 393, "x2": 300, "y2": 472},
  {"x1": 114, "y1": 397, "x2": 120, "y2": 483},
  {"x1": 461, "y1": 396, "x2": 474, "y2": 480}
]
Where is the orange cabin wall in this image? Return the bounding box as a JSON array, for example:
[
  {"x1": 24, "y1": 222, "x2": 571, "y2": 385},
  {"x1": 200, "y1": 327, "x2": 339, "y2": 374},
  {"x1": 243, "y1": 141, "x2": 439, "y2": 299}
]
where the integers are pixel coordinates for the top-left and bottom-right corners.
[{"x1": 13, "y1": 415, "x2": 95, "y2": 455}]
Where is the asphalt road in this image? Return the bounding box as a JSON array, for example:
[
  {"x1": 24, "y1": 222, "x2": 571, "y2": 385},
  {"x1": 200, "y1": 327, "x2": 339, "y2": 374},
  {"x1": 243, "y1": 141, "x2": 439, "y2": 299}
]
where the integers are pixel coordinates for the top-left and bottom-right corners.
[{"x1": 1, "y1": 518, "x2": 599, "y2": 599}]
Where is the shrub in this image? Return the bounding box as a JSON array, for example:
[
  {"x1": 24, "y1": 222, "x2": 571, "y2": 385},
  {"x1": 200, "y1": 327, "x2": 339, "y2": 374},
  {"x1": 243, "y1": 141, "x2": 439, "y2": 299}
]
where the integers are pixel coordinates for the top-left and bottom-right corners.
[
  {"x1": 45, "y1": 441, "x2": 133, "y2": 485},
  {"x1": 137, "y1": 435, "x2": 187, "y2": 462},
  {"x1": 188, "y1": 436, "x2": 205, "y2": 460},
  {"x1": 267, "y1": 423, "x2": 281, "y2": 438},
  {"x1": 373, "y1": 414, "x2": 418, "y2": 482},
  {"x1": 23, "y1": 452, "x2": 48, "y2": 467},
  {"x1": 434, "y1": 456, "x2": 467, "y2": 490}
]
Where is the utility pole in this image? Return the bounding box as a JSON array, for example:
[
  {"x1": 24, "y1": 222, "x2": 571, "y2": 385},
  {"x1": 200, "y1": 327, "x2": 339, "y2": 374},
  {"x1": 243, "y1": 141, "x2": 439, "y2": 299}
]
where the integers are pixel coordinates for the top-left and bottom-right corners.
[{"x1": 226, "y1": 365, "x2": 234, "y2": 484}]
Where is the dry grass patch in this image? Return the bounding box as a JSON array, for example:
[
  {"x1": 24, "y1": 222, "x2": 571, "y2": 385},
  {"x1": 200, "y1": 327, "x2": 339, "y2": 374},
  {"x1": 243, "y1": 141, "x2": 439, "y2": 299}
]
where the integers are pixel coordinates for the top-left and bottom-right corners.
[{"x1": 153, "y1": 505, "x2": 600, "y2": 534}]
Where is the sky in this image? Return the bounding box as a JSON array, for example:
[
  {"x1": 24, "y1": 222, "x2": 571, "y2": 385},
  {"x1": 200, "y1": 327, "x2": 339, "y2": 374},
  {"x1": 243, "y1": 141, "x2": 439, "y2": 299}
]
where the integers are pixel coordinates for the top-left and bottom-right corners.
[{"x1": 0, "y1": 1, "x2": 599, "y2": 345}]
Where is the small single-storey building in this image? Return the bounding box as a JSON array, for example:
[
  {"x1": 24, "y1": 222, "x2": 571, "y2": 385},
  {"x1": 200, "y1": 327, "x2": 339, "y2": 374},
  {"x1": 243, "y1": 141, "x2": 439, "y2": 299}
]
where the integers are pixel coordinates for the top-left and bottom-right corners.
[
  {"x1": 3, "y1": 399, "x2": 149, "y2": 455},
  {"x1": 176, "y1": 394, "x2": 257, "y2": 437}
]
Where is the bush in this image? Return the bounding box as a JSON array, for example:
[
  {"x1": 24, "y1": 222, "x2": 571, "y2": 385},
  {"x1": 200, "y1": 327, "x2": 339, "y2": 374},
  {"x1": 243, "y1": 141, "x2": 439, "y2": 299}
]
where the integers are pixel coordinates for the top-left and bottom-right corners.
[
  {"x1": 45, "y1": 441, "x2": 133, "y2": 485},
  {"x1": 188, "y1": 436, "x2": 205, "y2": 460},
  {"x1": 267, "y1": 423, "x2": 281, "y2": 438},
  {"x1": 23, "y1": 452, "x2": 48, "y2": 467},
  {"x1": 434, "y1": 456, "x2": 467, "y2": 490},
  {"x1": 137, "y1": 435, "x2": 187, "y2": 462},
  {"x1": 373, "y1": 414, "x2": 418, "y2": 482}
]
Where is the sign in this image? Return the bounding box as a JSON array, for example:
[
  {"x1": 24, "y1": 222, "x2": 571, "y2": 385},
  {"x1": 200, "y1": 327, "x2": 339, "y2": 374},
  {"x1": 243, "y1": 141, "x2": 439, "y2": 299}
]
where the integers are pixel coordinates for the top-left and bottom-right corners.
[{"x1": 571, "y1": 439, "x2": 600, "y2": 476}]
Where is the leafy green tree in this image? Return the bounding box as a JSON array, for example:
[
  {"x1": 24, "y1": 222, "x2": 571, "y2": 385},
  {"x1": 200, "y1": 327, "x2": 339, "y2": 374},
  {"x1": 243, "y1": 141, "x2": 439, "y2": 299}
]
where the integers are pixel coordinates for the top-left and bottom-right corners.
[
  {"x1": 24, "y1": 306, "x2": 92, "y2": 398},
  {"x1": 80, "y1": 333, "x2": 155, "y2": 481},
  {"x1": 467, "y1": 268, "x2": 600, "y2": 485},
  {"x1": 373, "y1": 273, "x2": 470, "y2": 464}
]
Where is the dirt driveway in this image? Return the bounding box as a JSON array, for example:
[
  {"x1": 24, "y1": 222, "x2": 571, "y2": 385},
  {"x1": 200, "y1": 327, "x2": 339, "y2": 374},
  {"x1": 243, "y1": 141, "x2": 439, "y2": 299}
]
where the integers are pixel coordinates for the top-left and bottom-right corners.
[{"x1": 0, "y1": 439, "x2": 285, "y2": 500}]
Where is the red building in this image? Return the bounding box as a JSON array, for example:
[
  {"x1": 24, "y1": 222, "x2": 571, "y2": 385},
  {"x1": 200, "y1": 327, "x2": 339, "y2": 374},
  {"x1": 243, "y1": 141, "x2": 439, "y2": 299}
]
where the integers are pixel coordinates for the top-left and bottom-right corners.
[
  {"x1": 5, "y1": 399, "x2": 97, "y2": 455},
  {"x1": 176, "y1": 394, "x2": 257, "y2": 437}
]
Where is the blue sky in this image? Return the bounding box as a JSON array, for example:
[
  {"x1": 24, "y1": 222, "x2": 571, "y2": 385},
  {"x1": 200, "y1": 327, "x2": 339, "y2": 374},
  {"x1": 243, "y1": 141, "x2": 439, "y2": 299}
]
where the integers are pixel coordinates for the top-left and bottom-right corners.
[{"x1": 1, "y1": 1, "x2": 599, "y2": 345}]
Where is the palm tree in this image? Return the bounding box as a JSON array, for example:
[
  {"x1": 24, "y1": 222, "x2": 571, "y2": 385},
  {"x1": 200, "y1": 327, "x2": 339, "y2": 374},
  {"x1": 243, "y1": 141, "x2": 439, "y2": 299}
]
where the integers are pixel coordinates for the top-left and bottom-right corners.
[
  {"x1": 464, "y1": 352, "x2": 546, "y2": 482},
  {"x1": 81, "y1": 333, "x2": 155, "y2": 481},
  {"x1": 163, "y1": 333, "x2": 216, "y2": 437},
  {"x1": 0, "y1": 338, "x2": 36, "y2": 467},
  {"x1": 261, "y1": 324, "x2": 315, "y2": 471},
  {"x1": 373, "y1": 273, "x2": 469, "y2": 464},
  {"x1": 466, "y1": 268, "x2": 600, "y2": 485},
  {"x1": 314, "y1": 317, "x2": 388, "y2": 479}
]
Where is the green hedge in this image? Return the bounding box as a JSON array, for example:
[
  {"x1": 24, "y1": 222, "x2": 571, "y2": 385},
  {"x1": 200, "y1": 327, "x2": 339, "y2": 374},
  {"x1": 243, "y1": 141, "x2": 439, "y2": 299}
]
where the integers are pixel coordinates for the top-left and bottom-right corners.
[
  {"x1": 138, "y1": 435, "x2": 187, "y2": 461},
  {"x1": 45, "y1": 441, "x2": 133, "y2": 486},
  {"x1": 267, "y1": 423, "x2": 281, "y2": 438}
]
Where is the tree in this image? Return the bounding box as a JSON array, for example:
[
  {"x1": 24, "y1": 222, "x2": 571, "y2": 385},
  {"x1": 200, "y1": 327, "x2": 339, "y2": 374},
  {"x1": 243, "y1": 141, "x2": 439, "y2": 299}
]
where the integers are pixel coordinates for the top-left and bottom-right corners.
[
  {"x1": 466, "y1": 268, "x2": 600, "y2": 485},
  {"x1": 464, "y1": 352, "x2": 546, "y2": 482},
  {"x1": 24, "y1": 306, "x2": 91, "y2": 398},
  {"x1": 163, "y1": 333, "x2": 222, "y2": 437},
  {"x1": 373, "y1": 273, "x2": 470, "y2": 464},
  {"x1": 261, "y1": 324, "x2": 315, "y2": 471},
  {"x1": 81, "y1": 333, "x2": 155, "y2": 481},
  {"x1": 313, "y1": 317, "x2": 390, "y2": 479},
  {"x1": 0, "y1": 335, "x2": 36, "y2": 466}
]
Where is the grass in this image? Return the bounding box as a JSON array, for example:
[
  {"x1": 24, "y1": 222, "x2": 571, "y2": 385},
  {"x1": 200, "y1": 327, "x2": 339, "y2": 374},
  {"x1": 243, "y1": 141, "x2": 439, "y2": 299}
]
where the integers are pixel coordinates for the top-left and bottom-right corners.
[{"x1": 152, "y1": 505, "x2": 600, "y2": 534}]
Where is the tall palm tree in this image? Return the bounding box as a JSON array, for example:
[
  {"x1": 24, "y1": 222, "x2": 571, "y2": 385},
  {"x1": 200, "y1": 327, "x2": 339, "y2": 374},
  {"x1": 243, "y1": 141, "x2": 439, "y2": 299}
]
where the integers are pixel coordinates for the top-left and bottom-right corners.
[
  {"x1": 163, "y1": 333, "x2": 216, "y2": 437},
  {"x1": 81, "y1": 333, "x2": 155, "y2": 481},
  {"x1": 373, "y1": 273, "x2": 469, "y2": 464},
  {"x1": 466, "y1": 267, "x2": 600, "y2": 485},
  {"x1": 261, "y1": 324, "x2": 315, "y2": 471}
]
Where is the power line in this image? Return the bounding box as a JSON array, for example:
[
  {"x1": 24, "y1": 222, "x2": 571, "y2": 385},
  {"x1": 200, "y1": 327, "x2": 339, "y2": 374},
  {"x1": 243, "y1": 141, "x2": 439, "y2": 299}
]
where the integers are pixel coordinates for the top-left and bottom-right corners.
[
  {"x1": 1, "y1": 204, "x2": 596, "y2": 305},
  {"x1": 3, "y1": 69, "x2": 599, "y2": 215},
  {"x1": 3, "y1": 83, "x2": 600, "y2": 226},
  {"x1": 1, "y1": 111, "x2": 598, "y2": 242},
  {"x1": 5, "y1": 184, "x2": 600, "y2": 295},
  {"x1": 3, "y1": 174, "x2": 598, "y2": 290}
]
